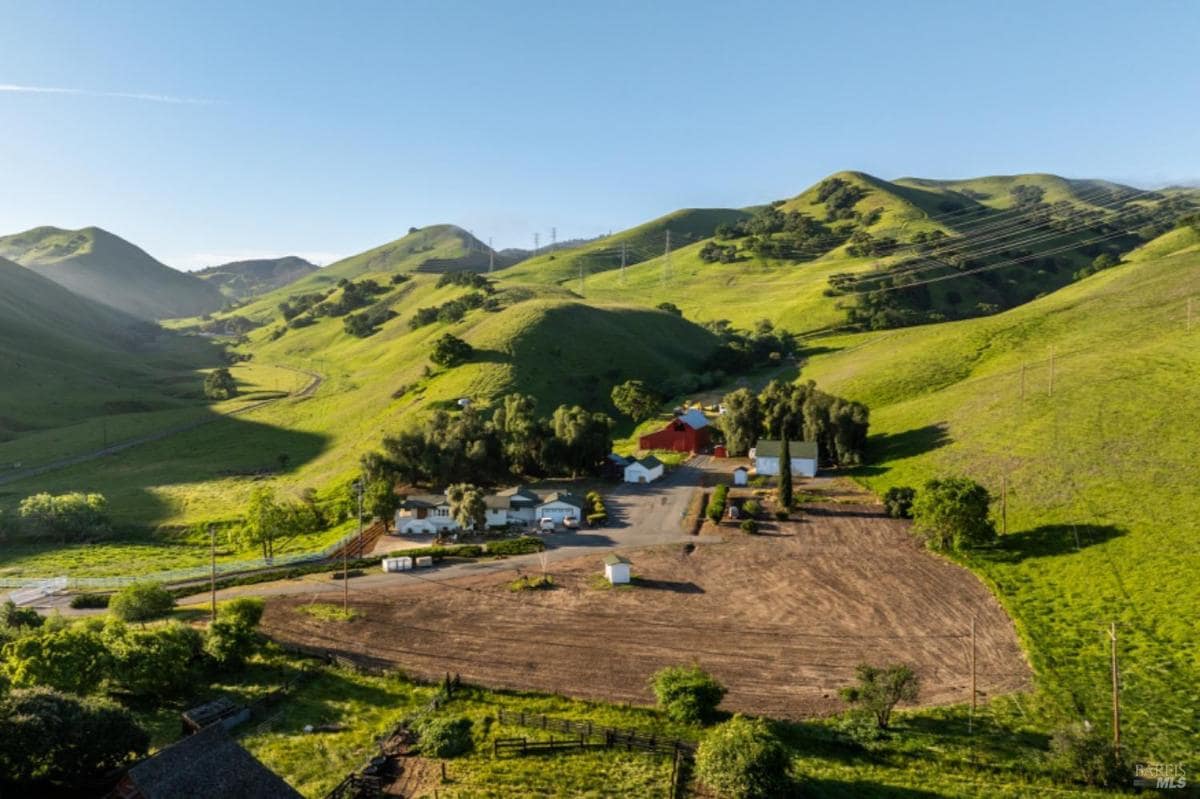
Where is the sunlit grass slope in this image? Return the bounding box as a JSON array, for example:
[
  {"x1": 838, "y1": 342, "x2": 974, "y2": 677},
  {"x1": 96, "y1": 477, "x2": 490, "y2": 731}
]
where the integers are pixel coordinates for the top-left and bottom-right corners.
[{"x1": 801, "y1": 233, "x2": 1200, "y2": 759}]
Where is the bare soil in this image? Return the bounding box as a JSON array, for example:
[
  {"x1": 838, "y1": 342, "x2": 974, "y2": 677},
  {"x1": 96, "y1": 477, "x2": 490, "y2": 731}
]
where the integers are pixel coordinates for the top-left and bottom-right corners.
[{"x1": 262, "y1": 502, "x2": 1030, "y2": 719}]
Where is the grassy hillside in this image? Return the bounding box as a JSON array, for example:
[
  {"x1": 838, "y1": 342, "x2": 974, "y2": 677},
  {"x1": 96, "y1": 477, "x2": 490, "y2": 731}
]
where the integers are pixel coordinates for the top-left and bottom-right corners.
[
  {"x1": 0, "y1": 226, "x2": 226, "y2": 319},
  {"x1": 0, "y1": 256, "x2": 221, "y2": 437},
  {"x1": 498, "y1": 208, "x2": 753, "y2": 286},
  {"x1": 0, "y1": 270, "x2": 720, "y2": 550},
  {"x1": 800, "y1": 233, "x2": 1200, "y2": 759},
  {"x1": 195, "y1": 255, "x2": 317, "y2": 301}
]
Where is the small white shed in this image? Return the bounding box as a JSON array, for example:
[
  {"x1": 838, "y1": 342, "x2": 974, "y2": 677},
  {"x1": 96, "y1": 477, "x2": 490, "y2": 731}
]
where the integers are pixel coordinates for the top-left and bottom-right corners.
[
  {"x1": 624, "y1": 455, "x2": 664, "y2": 484},
  {"x1": 604, "y1": 554, "x2": 631, "y2": 585},
  {"x1": 732, "y1": 466, "x2": 749, "y2": 486}
]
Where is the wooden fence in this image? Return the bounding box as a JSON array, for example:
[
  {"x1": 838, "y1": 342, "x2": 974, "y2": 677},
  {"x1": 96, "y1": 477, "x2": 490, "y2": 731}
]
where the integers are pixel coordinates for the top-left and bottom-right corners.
[{"x1": 495, "y1": 708, "x2": 696, "y2": 757}]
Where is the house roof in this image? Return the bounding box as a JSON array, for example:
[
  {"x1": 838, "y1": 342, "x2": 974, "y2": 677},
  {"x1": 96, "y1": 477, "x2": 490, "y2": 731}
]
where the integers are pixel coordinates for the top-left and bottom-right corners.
[
  {"x1": 606, "y1": 452, "x2": 630, "y2": 465},
  {"x1": 604, "y1": 554, "x2": 631, "y2": 566},
  {"x1": 496, "y1": 485, "x2": 541, "y2": 505},
  {"x1": 732, "y1": 465, "x2": 749, "y2": 473},
  {"x1": 634, "y1": 455, "x2": 664, "y2": 469},
  {"x1": 753, "y1": 439, "x2": 819, "y2": 460},
  {"x1": 122, "y1": 723, "x2": 301, "y2": 799},
  {"x1": 677, "y1": 408, "x2": 709, "y2": 430},
  {"x1": 538, "y1": 492, "x2": 584, "y2": 511},
  {"x1": 402, "y1": 494, "x2": 449, "y2": 509},
  {"x1": 484, "y1": 494, "x2": 511, "y2": 510}
]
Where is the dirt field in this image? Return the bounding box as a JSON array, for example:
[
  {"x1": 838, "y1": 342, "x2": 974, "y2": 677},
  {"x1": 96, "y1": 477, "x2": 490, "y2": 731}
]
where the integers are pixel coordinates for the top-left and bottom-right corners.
[{"x1": 262, "y1": 502, "x2": 1030, "y2": 719}]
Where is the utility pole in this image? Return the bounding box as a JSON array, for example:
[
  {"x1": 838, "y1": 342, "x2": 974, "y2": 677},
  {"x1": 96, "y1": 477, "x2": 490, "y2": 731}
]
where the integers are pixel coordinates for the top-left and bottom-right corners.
[
  {"x1": 1110, "y1": 622, "x2": 1121, "y2": 755},
  {"x1": 551, "y1": 226, "x2": 556, "y2": 248},
  {"x1": 533, "y1": 232, "x2": 540, "y2": 257},
  {"x1": 209, "y1": 525, "x2": 218, "y2": 622},
  {"x1": 663, "y1": 229, "x2": 672, "y2": 285},
  {"x1": 1048, "y1": 348, "x2": 1055, "y2": 396},
  {"x1": 488, "y1": 237, "x2": 494, "y2": 273},
  {"x1": 346, "y1": 480, "x2": 361, "y2": 614},
  {"x1": 1001, "y1": 475, "x2": 1008, "y2": 536},
  {"x1": 969, "y1": 617, "x2": 977, "y2": 732}
]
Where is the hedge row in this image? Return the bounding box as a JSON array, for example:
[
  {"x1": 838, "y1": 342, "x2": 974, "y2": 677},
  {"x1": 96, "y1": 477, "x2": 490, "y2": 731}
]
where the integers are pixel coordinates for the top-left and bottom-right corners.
[{"x1": 706, "y1": 485, "x2": 729, "y2": 523}]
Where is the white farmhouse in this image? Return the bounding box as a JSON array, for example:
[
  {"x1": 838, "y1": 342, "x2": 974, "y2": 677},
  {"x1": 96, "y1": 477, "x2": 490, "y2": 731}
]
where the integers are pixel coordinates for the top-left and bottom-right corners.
[
  {"x1": 394, "y1": 494, "x2": 457, "y2": 535},
  {"x1": 495, "y1": 485, "x2": 541, "y2": 524},
  {"x1": 536, "y1": 492, "x2": 585, "y2": 527},
  {"x1": 604, "y1": 554, "x2": 631, "y2": 585},
  {"x1": 623, "y1": 455, "x2": 664, "y2": 484},
  {"x1": 751, "y1": 440, "x2": 818, "y2": 478}
]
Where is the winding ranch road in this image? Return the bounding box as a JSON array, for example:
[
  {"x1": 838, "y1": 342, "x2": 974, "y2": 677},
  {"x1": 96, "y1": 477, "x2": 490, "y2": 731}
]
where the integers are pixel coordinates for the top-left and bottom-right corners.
[{"x1": 0, "y1": 365, "x2": 322, "y2": 487}]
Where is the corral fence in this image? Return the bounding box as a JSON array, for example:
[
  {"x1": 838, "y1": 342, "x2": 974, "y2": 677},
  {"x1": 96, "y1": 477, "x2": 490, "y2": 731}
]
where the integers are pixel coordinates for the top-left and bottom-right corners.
[
  {"x1": 5, "y1": 576, "x2": 68, "y2": 605},
  {"x1": 0, "y1": 521, "x2": 386, "y2": 597},
  {"x1": 495, "y1": 708, "x2": 697, "y2": 798}
]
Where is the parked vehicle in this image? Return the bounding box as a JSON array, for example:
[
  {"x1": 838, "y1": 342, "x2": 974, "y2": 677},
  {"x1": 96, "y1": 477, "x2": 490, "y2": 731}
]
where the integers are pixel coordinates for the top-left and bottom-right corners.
[
  {"x1": 562, "y1": 516, "x2": 579, "y2": 529},
  {"x1": 538, "y1": 517, "x2": 557, "y2": 532}
]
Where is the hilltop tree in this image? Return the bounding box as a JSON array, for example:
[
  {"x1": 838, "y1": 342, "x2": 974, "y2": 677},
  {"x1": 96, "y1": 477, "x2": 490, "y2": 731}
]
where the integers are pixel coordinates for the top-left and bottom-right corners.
[
  {"x1": 203, "y1": 367, "x2": 238, "y2": 400},
  {"x1": 656, "y1": 301, "x2": 683, "y2": 316},
  {"x1": 430, "y1": 333, "x2": 473, "y2": 367},
  {"x1": 447, "y1": 483, "x2": 488, "y2": 533},
  {"x1": 611, "y1": 379, "x2": 661, "y2": 422},
  {"x1": 911, "y1": 477, "x2": 996, "y2": 552},
  {"x1": 718, "y1": 388, "x2": 761, "y2": 456}
]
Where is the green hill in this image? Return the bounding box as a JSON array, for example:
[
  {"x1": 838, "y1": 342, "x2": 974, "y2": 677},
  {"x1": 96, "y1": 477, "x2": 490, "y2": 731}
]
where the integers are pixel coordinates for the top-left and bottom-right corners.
[
  {"x1": 0, "y1": 255, "x2": 220, "y2": 438},
  {"x1": 498, "y1": 208, "x2": 753, "y2": 286},
  {"x1": 800, "y1": 232, "x2": 1200, "y2": 758},
  {"x1": 195, "y1": 256, "x2": 317, "y2": 301},
  {"x1": 0, "y1": 226, "x2": 227, "y2": 320}
]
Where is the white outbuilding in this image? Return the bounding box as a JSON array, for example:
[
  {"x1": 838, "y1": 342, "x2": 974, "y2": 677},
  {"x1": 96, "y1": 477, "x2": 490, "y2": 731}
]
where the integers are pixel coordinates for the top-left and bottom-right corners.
[
  {"x1": 623, "y1": 455, "x2": 664, "y2": 484},
  {"x1": 732, "y1": 466, "x2": 749, "y2": 486},
  {"x1": 751, "y1": 440, "x2": 818, "y2": 478},
  {"x1": 604, "y1": 554, "x2": 631, "y2": 585}
]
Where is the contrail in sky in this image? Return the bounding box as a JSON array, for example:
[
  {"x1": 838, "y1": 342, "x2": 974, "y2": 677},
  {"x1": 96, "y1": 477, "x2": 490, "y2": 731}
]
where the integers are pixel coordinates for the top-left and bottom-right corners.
[{"x1": 0, "y1": 83, "x2": 213, "y2": 105}]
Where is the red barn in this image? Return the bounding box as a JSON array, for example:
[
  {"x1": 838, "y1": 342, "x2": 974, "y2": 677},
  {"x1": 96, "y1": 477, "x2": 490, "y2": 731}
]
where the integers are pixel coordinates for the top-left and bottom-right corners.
[{"x1": 638, "y1": 409, "x2": 711, "y2": 453}]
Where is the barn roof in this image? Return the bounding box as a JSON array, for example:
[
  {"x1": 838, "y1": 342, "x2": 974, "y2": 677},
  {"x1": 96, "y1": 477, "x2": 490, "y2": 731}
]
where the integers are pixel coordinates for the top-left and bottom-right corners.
[
  {"x1": 122, "y1": 724, "x2": 301, "y2": 799},
  {"x1": 677, "y1": 409, "x2": 709, "y2": 430},
  {"x1": 753, "y1": 440, "x2": 819, "y2": 460}
]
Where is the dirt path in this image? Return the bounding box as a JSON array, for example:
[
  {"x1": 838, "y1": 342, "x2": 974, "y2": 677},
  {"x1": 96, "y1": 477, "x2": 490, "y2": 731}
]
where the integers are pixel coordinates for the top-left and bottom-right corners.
[
  {"x1": 261, "y1": 503, "x2": 1031, "y2": 720},
  {"x1": 0, "y1": 364, "x2": 322, "y2": 487}
]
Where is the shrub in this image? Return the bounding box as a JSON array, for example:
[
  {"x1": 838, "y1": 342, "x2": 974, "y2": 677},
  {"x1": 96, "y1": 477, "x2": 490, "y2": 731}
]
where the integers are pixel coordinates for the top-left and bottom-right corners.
[
  {"x1": 651, "y1": 665, "x2": 727, "y2": 725},
  {"x1": 773, "y1": 510, "x2": 789, "y2": 521},
  {"x1": 104, "y1": 621, "x2": 203, "y2": 697},
  {"x1": 68, "y1": 593, "x2": 110, "y2": 610},
  {"x1": 742, "y1": 500, "x2": 760, "y2": 519},
  {"x1": 586, "y1": 512, "x2": 607, "y2": 527},
  {"x1": 219, "y1": 596, "x2": 265, "y2": 628},
  {"x1": 509, "y1": 575, "x2": 554, "y2": 592},
  {"x1": 417, "y1": 716, "x2": 474, "y2": 757},
  {"x1": 839, "y1": 663, "x2": 919, "y2": 729},
  {"x1": 883, "y1": 486, "x2": 916, "y2": 519},
  {"x1": 0, "y1": 600, "x2": 44, "y2": 630},
  {"x1": 911, "y1": 477, "x2": 996, "y2": 552},
  {"x1": 740, "y1": 519, "x2": 759, "y2": 534},
  {"x1": 0, "y1": 688, "x2": 148, "y2": 787},
  {"x1": 1050, "y1": 722, "x2": 1128, "y2": 787},
  {"x1": 203, "y1": 367, "x2": 238, "y2": 400},
  {"x1": 485, "y1": 536, "x2": 545, "y2": 556},
  {"x1": 430, "y1": 333, "x2": 473, "y2": 367},
  {"x1": 694, "y1": 715, "x2": 792, "y2": 799},
  {"x1": 707, "y1": 485, "x2": 729, "y2": 523},
  {"x1": 16, "y1": 492, "x2": 110, "y2": 541},
  {"x1": 108, "y1": 582, "x2": 175, "y2": 623}
]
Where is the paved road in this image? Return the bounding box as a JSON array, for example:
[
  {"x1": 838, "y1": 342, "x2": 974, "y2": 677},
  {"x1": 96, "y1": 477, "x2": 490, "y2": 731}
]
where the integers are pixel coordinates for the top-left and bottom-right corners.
[
  {"x1": 0, "y1": 365, "x2": 322, "y2": 487},
  {"x1": 172, "y1": 456, "x2": 726, "y2": 605}
]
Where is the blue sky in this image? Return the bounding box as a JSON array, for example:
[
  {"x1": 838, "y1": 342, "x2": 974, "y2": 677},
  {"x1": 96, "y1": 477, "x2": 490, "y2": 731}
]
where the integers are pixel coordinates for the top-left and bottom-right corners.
[{"x1": 1, "y1": 1, "x2": 1197, "y2": 269}]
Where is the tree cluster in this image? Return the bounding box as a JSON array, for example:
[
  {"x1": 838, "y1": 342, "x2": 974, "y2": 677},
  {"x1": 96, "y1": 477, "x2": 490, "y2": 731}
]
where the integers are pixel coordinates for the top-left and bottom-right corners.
[
  {"x1": 910, "y1": 476, "x2": 997, "y2": 552},
  {"x1": 204, "y1": 367, "x2": 238, "y2": 400},
  {"x1": 698, "y1": 241, "x2": 740, "y2": 263},
  {"x1": 363, "y1": 395, "x2": 613, "y2": 487},
  {"x1": 436, "y1": 271, "x2": 495, "y2": 292},
  {"x1": 12, "y1": 492, "x2": 110, "y2": 542},
  {"x1": 610, "y1": 379, "x2": 661, "y2": 422},
  {"x1": 430, "y1": 333, "x2": 474, "y2": 367},
  {"x1": 701, "y1": 318, "x2": 796, "y2": 375},
  {"x1": 409, "y1": 291, "x2": 496, "y2": 329},
  {"x1": 238, "y1": 486, "x2": 325, "y2": 560},
  {"x1": 343, "y1": 303, "x2": 398, "y2": 337},
  {"x1": 719, "y1": 380, "x2": 869, "y2": 467}
]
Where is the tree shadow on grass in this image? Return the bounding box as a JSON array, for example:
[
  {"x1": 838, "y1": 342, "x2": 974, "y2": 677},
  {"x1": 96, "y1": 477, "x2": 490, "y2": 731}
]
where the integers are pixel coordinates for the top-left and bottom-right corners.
[
  {"x1": 868, "y1": 424, "x2": 952, "y2": 463},
  {"x1": 801, "y1": 778, "x2": 947, "y2": 798},
  {"x1": 470, "y1": 348, "x2": 512, "y2": 365},
  {"x1": 987, "y1": 523, "x2": 1125, "y2": 564},
  {"x1": 629, "y1": 577, "x2": 704, "y2": 594}
]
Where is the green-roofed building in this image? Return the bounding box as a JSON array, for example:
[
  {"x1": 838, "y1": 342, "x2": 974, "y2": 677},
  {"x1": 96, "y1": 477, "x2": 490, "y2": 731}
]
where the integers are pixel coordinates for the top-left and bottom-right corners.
[{"x1": 751, "y1": 439, "x2": 818, "y2": 478}]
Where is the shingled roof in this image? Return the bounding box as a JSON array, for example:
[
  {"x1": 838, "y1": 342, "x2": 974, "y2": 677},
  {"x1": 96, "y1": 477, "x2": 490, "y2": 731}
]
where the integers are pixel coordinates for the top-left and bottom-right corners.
[{"x1": 117, "y1": 724, "x2": 301, "y2": 799}]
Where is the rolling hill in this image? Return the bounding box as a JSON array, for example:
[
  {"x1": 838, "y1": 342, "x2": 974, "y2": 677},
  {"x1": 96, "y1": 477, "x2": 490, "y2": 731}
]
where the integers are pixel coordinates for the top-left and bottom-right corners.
[
  {"x1": 0, "y1": 226, "x2": 227, "y2": 320},
  {"x1": 800, "y1": 227, "x2": 1200, "y2": 758},
  {"x1": 0, "y1": 255, "x2": 220, "y2": 437},
  {"x1": 194, "y1": 255, "x2": 318, "y2": 301}
]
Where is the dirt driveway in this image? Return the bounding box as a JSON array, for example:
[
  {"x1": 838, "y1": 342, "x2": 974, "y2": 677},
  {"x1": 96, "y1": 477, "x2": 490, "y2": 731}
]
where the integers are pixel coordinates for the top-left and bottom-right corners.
[{"x1": 261, "y1": 502, "x2": 1030, "y2": 719}]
